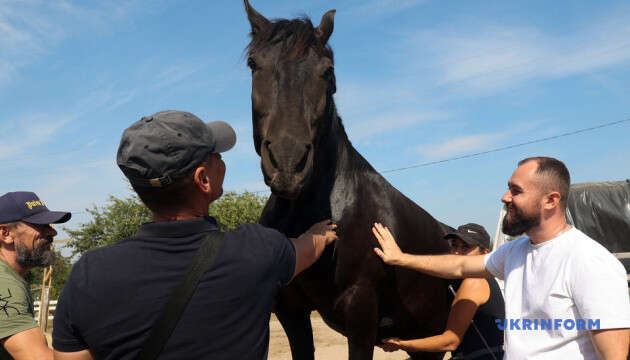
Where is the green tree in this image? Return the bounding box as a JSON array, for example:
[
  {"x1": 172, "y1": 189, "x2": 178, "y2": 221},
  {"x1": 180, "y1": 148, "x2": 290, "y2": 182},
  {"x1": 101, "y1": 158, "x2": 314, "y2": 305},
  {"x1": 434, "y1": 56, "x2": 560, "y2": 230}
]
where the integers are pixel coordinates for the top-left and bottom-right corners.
[
  {"x1": 209, "y1": 191, "x2": 267, "y2": 231},
  {"x1": 64, "y1": 195, "x2": 152, "y2": 257}
]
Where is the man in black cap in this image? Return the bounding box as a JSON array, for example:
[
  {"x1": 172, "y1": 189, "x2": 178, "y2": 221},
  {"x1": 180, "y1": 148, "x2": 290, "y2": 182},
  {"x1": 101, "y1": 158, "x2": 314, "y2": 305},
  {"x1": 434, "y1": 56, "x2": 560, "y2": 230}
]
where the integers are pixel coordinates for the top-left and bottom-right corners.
[
  {"x1": 0, "y1": 191, "x2": 71, "y2": 360},
  {"x1": 378, "y1": 223, "x2": 505, "y2": 359},
  {"x1": 52, "y1": 110, "x2": 337, "y2": 360}
]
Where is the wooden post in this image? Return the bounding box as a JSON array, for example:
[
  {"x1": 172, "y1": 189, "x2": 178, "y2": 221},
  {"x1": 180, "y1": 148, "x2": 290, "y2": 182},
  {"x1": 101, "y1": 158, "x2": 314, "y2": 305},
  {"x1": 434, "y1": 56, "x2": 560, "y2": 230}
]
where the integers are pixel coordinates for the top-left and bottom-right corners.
[{"x1": 39, "y1": 265, "x2": 53, "y2": 332}]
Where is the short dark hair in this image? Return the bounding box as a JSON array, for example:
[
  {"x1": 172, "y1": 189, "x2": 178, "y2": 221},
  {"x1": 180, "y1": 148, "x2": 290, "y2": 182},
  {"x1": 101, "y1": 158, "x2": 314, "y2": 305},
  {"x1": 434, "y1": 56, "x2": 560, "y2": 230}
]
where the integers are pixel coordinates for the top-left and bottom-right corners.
[
  {"x1": 518, "y1": 156, "x2": 571, "y2": 208},
  {"x1": 132, "y1": 172, "x2": 196, "y2": 212}
]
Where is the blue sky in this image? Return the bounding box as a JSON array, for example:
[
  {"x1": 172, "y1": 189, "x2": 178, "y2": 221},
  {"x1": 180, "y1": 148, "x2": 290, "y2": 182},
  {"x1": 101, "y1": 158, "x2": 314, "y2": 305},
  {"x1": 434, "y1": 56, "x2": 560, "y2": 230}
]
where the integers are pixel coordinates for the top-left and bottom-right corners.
[{"x1": 2, "y1": 0, "x2": 629, "y2": 250}]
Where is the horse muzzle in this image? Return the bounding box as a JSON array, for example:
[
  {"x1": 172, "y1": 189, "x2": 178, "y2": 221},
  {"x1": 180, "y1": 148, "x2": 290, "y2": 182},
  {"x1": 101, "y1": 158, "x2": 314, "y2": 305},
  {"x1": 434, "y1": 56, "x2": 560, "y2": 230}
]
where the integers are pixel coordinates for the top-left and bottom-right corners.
[{"x1": 261, "y1": 137, "x2": 314, "y2": 199}]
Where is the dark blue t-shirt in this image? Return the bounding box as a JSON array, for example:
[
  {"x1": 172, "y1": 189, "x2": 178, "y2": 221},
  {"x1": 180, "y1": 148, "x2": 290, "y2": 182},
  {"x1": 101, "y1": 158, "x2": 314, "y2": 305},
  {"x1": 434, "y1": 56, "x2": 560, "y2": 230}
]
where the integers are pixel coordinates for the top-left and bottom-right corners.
[{"x1": 53, "y1": 217, "x2": 295, "y2": 360}]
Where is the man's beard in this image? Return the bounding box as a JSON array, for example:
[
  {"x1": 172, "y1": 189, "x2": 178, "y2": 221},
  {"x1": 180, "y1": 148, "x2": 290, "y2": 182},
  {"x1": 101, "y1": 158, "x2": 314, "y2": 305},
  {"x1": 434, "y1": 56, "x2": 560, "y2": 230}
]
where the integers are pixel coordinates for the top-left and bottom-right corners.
[
  {"x1": 16, "y1": 241, "x2": 55, "y2": 267},
  {"x1": 502, "y1": 203, "x2": 541, "y2": 236}
]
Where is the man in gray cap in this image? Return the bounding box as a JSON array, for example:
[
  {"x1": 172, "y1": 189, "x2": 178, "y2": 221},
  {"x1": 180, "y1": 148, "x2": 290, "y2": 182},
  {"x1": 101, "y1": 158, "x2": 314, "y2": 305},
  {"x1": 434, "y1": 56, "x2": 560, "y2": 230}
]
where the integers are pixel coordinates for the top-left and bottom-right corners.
[
  {"x1": 0, "y1": 191, "x2": 71, "y2": 360},
  {"x1": 52, "y1": 110, "x2": 337, "y2": 360}
]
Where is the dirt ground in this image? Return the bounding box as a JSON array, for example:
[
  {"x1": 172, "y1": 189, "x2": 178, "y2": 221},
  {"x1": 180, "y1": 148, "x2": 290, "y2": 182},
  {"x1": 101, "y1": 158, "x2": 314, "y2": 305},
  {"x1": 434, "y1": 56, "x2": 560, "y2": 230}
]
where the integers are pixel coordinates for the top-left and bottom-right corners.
[{"x1": 269, "y1": 314, "x2": 414, "y2": 360}]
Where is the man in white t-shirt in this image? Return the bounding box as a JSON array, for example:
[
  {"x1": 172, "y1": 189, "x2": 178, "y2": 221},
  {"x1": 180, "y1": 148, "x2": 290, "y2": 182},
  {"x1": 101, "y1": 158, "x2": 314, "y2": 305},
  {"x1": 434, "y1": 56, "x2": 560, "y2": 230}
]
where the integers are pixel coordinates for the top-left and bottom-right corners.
[{"x1": 372, "y1": 156, "x2": 630, "y2": 359}]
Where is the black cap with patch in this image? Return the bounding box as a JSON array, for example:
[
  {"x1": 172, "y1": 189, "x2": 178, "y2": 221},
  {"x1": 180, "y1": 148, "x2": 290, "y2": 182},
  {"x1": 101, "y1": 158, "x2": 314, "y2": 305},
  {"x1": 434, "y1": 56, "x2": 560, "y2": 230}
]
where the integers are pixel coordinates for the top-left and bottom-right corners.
[
  {"x1": 0, "y1": 192, "x2": 71, "y2": 225},
  {"x1": 117, "y1": 110, "x2": 236, "y2": 188},
  {"x1": 444, "y1": 223, "x2": 491, "y2": 250}
]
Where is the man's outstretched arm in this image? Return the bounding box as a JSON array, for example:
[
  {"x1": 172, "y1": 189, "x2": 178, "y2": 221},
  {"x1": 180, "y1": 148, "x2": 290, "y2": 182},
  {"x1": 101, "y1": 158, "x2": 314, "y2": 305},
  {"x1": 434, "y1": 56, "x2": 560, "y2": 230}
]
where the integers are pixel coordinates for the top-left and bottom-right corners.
[{"x1": 372, "y1": 223, "x2": 492, "y2": 279}]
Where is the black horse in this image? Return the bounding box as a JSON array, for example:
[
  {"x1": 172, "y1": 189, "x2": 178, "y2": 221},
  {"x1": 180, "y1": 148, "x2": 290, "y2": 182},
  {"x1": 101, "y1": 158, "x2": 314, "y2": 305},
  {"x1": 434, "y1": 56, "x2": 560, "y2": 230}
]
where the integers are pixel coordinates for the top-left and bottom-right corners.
[{"x1": 244, "y1": 2, "x2": 450, "y2": 359}]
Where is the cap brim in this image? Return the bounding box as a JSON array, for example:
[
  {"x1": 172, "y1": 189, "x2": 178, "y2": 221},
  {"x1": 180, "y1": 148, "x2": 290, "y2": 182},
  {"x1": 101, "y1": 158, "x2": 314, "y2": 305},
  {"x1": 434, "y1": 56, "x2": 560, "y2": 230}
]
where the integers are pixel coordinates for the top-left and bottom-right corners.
[
  {"x1": 23, "y1": 211, "x2": 72, "y2": 224},
  {"x1": 445, "y1": 231, "x2": 478, "y2": 246},
  {"x1": 207, "y1": 121, "x2": 236, "y2": 153}
]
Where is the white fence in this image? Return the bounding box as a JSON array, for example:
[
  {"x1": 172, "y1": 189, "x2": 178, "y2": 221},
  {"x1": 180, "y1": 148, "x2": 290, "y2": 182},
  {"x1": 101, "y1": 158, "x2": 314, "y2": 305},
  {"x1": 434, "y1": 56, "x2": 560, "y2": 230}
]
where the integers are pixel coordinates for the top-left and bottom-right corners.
[{"x1": 34, "y1": 300, "x2": 56, "y2": 323}]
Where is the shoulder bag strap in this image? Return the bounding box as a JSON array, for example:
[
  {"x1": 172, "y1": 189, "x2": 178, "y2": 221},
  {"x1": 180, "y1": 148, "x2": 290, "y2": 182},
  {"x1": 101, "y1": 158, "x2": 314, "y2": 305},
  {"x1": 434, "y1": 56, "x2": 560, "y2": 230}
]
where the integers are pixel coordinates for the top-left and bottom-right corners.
[{"x1": 137, "y1": 230, "x2": 225, "y2": 360}]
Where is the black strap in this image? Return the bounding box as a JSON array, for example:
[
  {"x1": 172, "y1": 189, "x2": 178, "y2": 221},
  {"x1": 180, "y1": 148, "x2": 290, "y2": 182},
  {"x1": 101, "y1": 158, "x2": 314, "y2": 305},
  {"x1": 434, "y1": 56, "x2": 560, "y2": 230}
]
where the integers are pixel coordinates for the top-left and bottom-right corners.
[{"x1": 137, "y1": 231, "x2": 225, "y2": 360}]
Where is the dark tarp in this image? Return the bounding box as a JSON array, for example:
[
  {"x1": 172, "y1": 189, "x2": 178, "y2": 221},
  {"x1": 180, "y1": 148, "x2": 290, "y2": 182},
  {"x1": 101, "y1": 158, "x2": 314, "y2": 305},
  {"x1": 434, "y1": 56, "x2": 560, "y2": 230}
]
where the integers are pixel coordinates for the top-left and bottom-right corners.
[{"x1": 566, "y1": 179, "x2": 630, "y2": 272}]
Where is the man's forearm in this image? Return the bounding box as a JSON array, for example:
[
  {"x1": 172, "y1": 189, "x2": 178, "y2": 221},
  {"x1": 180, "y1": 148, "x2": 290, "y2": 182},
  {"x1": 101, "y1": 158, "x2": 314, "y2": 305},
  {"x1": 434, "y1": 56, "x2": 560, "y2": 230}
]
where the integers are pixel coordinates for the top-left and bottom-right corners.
[
  {"x1": 393, "y1": 253, "x2": 490, "y2": 279},
  {"x1": 394, "y1": 254, "x2": 465, "y2": 279},
  {"x1": 290, "y1": 233, "x2": 328, "y2": 280},
  {"x1": 394, "y1": 331, "x2": 460, "y2": 352}
]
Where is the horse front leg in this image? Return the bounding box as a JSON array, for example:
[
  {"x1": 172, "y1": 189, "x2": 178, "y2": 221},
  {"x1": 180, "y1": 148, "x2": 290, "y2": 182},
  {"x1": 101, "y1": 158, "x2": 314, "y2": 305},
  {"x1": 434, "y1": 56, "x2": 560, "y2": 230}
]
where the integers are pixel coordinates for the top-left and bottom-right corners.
[
  {"x1": 276, "y1": 310, "x2": 315, "y2": 360},
  {"x1": 337, "y1": 282, "x2": 378, "y2": 360},
  {"x1": 275, "y1": 285, "x2": 316, "y2": 360}
]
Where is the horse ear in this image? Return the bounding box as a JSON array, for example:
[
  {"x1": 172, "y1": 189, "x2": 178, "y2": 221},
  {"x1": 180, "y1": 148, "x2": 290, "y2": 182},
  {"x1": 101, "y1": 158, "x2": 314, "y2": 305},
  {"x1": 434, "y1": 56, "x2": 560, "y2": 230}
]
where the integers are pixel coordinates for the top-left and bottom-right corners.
[
  {"x1": 244, "y1": 0, "x2": 270, "y2": 35},
  {"x1": 315, "y1": 9, "x2": 335, "y2": 45}
]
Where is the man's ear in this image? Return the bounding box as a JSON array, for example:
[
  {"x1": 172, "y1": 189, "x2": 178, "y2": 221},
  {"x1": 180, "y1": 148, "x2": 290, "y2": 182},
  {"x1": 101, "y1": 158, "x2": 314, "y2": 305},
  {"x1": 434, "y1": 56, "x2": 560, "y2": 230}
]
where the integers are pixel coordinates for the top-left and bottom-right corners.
[
  {"x1": 543, "y1": 191, "x2": 561, "y2": 210},
  {"x1": 193, "y1": 164, "x2": 212, "y2": 195},
  {"x1": 0, "y1": 224, "x2": 15, "y2": 245}
]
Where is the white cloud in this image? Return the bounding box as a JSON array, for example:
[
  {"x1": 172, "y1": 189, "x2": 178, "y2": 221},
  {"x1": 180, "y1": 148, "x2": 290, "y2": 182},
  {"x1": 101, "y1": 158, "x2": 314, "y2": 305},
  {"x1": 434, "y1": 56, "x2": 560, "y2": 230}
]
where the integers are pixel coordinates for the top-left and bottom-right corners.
[
  {"x1": 407, "y1": 9, "x2": 630, "y2": 96},
  {"x1": 416, "y1": 133, "x2": 504, "y2": 159},
  {"x1": 347, "y1": 110, "x2": 450, "y2": 141},
  {"x1": 0, "y1": 117, "x2": 71, "y2": 160},
  {"x1": 154, "y1": 60, "x2": 211, "y2": 89},
  {"x1": 413, "y1": 120, "x2": 545, "y2": 160},
  {"x1": 0, "y1": 0, "x2": 155, "y2": 88},
  {"x1": 0, "y1": 87, "x2": 135, "y2": 160}
]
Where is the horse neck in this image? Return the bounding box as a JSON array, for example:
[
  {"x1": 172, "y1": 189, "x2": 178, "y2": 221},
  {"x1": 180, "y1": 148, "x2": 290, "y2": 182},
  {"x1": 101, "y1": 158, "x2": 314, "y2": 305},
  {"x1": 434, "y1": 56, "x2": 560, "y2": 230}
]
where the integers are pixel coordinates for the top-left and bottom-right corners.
[{"x1": 298, "y1": 109, "x2": 387, "y2": 221}]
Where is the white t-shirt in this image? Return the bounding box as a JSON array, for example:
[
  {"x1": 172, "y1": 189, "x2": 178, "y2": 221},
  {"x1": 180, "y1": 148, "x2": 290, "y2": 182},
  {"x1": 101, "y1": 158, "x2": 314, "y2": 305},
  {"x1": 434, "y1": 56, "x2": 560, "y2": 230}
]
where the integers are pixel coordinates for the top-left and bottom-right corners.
[{"x1": 485, "y1": 227, "x2": 630, "y2": 359}]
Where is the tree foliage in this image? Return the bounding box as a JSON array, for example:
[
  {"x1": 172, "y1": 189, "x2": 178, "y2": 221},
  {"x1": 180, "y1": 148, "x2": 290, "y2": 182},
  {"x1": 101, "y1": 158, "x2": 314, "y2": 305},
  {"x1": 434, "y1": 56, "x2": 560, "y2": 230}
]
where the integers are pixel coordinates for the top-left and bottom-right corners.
[
  {"x1": 64, "y1": 195, "x2": 152, "y2": 257},
  {"x1": 209, "y1": 191, "x2": 267, "y2": 231},
  {"x1": 64, "y1": 191, "x2": 268, "y2": 256}
]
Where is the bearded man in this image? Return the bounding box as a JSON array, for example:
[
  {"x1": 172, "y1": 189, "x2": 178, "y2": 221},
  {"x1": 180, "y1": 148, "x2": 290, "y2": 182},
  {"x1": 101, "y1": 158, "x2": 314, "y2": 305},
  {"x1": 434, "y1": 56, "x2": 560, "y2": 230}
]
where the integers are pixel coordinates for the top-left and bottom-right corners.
[
  {"x1": 372, "y1": 157, "x2": 630, "y2": 359},
  {"x1": 0, "y1": 191, "x2": 71, "y2": 360}
]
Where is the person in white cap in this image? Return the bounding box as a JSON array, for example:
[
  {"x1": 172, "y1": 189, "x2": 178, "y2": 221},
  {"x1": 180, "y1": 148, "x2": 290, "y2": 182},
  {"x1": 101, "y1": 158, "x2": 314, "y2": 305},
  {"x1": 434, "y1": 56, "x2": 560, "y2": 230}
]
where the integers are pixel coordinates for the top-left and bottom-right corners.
[{"x1": 52, "y1": 110, "x2": 337, "y2": 360}]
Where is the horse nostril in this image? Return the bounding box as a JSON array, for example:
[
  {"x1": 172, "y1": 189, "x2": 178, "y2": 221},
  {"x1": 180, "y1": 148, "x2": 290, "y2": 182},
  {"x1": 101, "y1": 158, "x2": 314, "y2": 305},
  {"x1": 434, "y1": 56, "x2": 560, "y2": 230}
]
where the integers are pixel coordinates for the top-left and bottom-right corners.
[
  {"x1": 294, "y1": 146, "x2": 310, "y2": 173},
  {"x1": 264, "y1": 140, "x2": 271, "y2": 149}
]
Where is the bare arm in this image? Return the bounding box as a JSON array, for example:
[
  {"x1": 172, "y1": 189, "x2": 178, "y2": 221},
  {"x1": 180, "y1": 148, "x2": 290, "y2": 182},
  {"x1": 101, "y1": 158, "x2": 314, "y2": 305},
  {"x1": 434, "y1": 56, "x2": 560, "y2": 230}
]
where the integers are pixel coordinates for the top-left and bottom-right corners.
[
  {"x1": 380, "y1": 278, "x2": 490, "y2": 353},
  {"x1": 2, "y1": 327, "x2": 52, "y2": 360},
  {"x1": 290, "y1": 220, "x2": 338, "y2": 281},
  {"x1": 372, "y1": 223, "x2": 492, "y2": 279},
  {"x1": 590, "y1": 328, "x2": 630, "y2": 360}
]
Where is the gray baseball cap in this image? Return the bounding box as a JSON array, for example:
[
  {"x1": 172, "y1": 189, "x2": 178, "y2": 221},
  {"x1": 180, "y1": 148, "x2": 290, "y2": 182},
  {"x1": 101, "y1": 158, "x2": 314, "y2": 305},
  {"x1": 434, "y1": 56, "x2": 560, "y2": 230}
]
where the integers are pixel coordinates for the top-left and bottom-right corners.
[{"x1": 117, "y1": 110, "x2": 236, "y2": 188}]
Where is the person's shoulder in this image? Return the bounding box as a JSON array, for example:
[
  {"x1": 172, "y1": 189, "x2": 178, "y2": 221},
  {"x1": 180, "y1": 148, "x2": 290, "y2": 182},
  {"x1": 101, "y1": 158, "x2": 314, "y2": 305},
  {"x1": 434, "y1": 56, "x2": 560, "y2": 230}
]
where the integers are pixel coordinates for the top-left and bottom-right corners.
[
  {"x1": 65, "y1": 239, "x2": 136, "y2": 282},
  {"x1": 0, "y1": 275, "x2": 29, "y2": 298},
  {"x1": 564, "y1": 228, "x2": 626, "y2": 273},
  {"x1": 458, "y1": 278, "x2": 491, "y2": 305},
  {"x1": 0, "y1": 271, "x2": 24, "y2": 288},
  {"x1": 565, "y1": 228, "x2": 614, "y2": 257},
  {"x1": 493, "y1": 235, "x2": 529, "y2": 253},
  {"x1": 227, "y1": 223, "x2": 287, "y2": 242}
]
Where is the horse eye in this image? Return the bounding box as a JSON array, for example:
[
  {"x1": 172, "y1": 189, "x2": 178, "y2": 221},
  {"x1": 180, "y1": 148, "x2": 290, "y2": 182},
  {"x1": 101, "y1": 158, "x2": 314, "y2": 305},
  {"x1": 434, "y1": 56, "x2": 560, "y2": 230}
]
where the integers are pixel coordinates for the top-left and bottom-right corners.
[
  {"x1": 247, "y1": 57, "x2": 258, "y2": 72},
  {"x1": 322, "y1": 67, "x2": 334, "y2": 79}
]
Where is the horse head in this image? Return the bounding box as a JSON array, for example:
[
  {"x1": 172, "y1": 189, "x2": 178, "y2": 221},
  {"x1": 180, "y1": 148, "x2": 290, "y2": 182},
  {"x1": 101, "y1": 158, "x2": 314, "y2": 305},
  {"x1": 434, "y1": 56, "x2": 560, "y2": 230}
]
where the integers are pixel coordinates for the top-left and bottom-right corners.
[{"x1": 245, "y1": 0, "x2": 337, "y2": 200}]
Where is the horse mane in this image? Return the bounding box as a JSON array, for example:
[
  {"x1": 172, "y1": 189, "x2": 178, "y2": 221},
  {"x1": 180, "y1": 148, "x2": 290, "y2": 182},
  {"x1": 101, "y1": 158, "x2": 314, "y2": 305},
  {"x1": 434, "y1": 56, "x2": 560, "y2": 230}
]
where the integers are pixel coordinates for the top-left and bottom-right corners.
[{"x1": 246, "y1": 17, "x2": 334, "y2": 62}]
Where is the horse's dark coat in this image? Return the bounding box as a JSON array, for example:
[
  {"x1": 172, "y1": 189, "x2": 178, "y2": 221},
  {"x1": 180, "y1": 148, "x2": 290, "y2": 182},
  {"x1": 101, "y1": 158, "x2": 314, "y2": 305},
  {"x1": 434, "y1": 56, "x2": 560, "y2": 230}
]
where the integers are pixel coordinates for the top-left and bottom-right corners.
[{"x1": 244, "y1": 2, "x2": 451, "y2": 359}]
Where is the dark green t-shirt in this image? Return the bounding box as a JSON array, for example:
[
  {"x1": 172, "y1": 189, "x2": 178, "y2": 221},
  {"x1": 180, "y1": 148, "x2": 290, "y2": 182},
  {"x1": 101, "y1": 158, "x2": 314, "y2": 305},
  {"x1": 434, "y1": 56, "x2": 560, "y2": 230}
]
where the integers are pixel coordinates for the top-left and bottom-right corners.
[{"x1": 0, "y1": 260, "x2": 37, "y2": 360}]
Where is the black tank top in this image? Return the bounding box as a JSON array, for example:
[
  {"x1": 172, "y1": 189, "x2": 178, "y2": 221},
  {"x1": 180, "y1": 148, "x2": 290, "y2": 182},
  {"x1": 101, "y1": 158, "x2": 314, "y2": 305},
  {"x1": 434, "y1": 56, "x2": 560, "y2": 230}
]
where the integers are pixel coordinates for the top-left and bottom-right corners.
[{"x1": 450, "y1": 278, "x2": 505, "y2": 359}]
